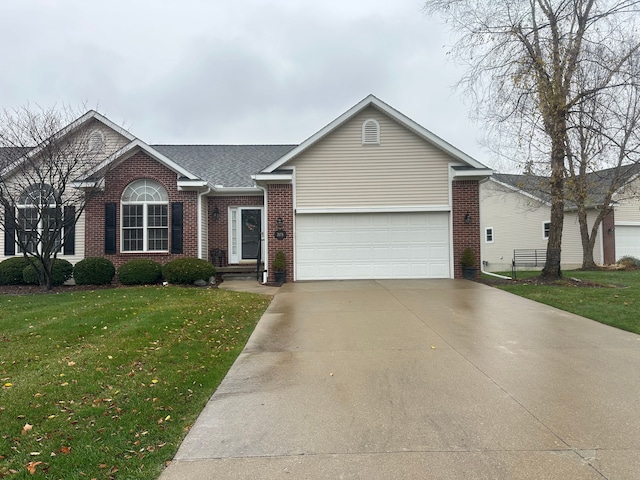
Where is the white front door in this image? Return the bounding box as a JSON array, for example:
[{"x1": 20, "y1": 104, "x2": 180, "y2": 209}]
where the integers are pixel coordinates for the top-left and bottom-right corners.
[{"x1": 229, "y1": 207, "x2": 263, "y2": 264}]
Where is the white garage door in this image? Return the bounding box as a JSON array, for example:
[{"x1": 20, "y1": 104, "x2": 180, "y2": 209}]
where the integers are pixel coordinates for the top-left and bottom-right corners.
[
  {"x1": 615, "y1": 225, "x2": 640, "y2": 260},
  {"x1": 295, "y1": 212, "x2": 450, "y2": 280}
]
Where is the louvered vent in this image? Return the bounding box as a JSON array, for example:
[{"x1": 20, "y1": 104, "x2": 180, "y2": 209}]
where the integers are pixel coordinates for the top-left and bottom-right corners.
[
  {"x1": 362, "y1": 119, "x2": 380, "y2": 145},
  {"x1": 88, "y1": 129, "x2": 106, "y2": 153}
]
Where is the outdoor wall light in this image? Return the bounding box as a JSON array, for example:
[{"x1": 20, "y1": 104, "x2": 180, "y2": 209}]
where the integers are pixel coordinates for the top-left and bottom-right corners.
[
  {"x1": 277, "y1": 217, "x2": 284, "y2": 227},
  {"x1": 212, "y1": 207, "x2": 220, "y2": 221},
  {"x1": 464, "y1": 212, "x2": 471, "y2": 224}
]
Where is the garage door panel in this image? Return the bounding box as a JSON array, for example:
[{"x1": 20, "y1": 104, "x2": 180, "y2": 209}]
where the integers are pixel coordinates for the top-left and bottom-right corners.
[
  {"x1": 615, "y1": 226, "x2": 640, "y2": 259},
  {"x1": 296, "y1": 212, "x2": 450, "y2": 280}
]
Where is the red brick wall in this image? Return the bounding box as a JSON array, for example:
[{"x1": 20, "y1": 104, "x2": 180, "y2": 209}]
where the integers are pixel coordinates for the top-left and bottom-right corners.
[
  {"x1": 207, "y1": 196, "x2": 264, "y2": 264},
  {"x1": 84, "y1": 151, "x2": 198, "y2": 269},
  {"x1": 266, "y1": 184, "x2": 294, "y2": 283},
  {"x1": 602, "y1": 209, "x2": 616, "y2": 265},
  {"x1": 452, "y1": 180, "x2": 481, "y2": 279}
]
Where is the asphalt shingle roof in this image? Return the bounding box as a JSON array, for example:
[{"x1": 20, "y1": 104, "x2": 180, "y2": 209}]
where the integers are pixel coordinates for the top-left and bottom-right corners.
[
  {"x1": 151, "y1": 145, "x2": 297, "y2": 188},
  {"x1": 493, "y1": 164, "x2": 640, "y2": 207}
]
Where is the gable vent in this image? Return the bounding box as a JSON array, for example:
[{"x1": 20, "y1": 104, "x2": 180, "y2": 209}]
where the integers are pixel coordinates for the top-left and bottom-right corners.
[
  {"x1": 362, "y1": 119, "x2": 380, "y2": 145},
  {"x1": 87, "y1": 129, "x2": 106, "y2": 153}
]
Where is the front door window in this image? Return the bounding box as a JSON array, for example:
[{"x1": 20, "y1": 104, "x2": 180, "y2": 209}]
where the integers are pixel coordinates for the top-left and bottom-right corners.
[
  {"x1": 241, "y1": 209, "x2": 261, "y2": 260},
  {"x1": 228, "y1": 207, "x2": 263, "y2": 263}
]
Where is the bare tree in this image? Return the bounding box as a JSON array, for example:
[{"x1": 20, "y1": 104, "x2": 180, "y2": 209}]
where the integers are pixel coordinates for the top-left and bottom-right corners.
[
  {"x1": 565, "y1": 57, "x2": 640, "y2": 269},
  {"x1": 0, "y1": 105, "x2": 106, "y2": 289},
  {"x1": 424, "y1": 0, "x2": 640, "y2": 279}
]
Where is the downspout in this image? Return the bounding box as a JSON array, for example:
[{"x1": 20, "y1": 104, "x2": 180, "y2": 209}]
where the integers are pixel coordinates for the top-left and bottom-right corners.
[
  {"x1": 197, "y1": 187, "x2": 212, "y2": 260},
  {"x1": 481, "y1": 261, "x2": 512, "y2": 280},
  {"x1": 256, "y1": 183, "x2": 268, "y2": 283}
]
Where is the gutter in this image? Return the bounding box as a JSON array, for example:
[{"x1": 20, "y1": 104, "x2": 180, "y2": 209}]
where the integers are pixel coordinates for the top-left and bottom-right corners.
[{"x1": 481, "y1": 268, "x2": 512, "y2": 280}]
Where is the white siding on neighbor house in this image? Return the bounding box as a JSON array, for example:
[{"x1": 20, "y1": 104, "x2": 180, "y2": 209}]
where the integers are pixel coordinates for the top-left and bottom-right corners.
[
  {"x1": 613, "y1": 179, "x2": 640, "y2": 224},
  {"x1": 480, "y1": 181, "x2": 602, "y2": 272},
  {"x1": 289, "y1": 107, "x2": 451, "y2": 210},
  {"x1": 0, "y1": 210, "x2": 85, "y2": 265}
]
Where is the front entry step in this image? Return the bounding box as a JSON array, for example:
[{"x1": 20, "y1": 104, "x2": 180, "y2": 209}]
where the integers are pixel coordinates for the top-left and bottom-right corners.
[{"x1": 215, "y1": 264, "x2": 265, "y2": 283}]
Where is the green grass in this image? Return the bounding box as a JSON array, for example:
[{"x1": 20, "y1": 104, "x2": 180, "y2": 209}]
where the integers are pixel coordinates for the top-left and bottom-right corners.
[
  {"x1": 494, "y1": 270, "x2": 640, "y2": 334},
  {"x1": 0, "y1": 286, "x2": 271, "y2": 479}
]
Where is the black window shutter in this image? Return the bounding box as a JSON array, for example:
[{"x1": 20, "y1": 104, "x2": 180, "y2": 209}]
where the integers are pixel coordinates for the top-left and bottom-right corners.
[
  {"x1": 4, "y1": 206, "x2": 15, "y2": 256},
  {"x1": 63, "y1": 206, "x2": 75, "y2": 255},
  {"x1": 171, "y1": 202, "x2": 183, "y2": 254},
  {"x1": 105, "y1": 203, "x2": 117, "y2": 255}
]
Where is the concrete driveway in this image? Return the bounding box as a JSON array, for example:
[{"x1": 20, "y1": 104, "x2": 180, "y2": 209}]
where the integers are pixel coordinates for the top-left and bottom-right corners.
[{"x1": 160, "y1": 280, "x2": 640, "y2": 479}]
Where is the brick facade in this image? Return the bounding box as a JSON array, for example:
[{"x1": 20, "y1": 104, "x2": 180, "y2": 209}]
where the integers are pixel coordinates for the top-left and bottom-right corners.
[
  {"x1": 84, "y1": 151, "x2": 198, "y2": 269},
  {"x1": 452, "y1": 180, "x2": 481, "y2": 279},
  {"x1": 266, "y1": 184, "x2": 294, "y2": 284}
]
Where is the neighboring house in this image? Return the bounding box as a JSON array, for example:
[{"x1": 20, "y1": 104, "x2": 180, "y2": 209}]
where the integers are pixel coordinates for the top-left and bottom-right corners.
[
  {"x1": 0, "y1": 95, "x2": 492, "y2": 282},
  {"x1": 481, "y1": 166, "x2": 640, "y2": 272}
]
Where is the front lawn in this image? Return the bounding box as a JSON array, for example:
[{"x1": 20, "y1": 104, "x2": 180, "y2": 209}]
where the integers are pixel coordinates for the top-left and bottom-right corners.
[
  {"x1": 0, "y1": 286, "x2": 271, "y2": 479},
  {"x1": 494, "y1": 270, "x2": 640, "y2": 334}
]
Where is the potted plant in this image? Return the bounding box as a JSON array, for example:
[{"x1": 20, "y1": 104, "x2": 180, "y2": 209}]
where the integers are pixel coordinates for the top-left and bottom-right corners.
[
  {"x1": 460, "y1": 247, "x2": 478, "y2": 280},
  {"x1": 272, "y1": 250, "x2": 287, "y2": 285}
]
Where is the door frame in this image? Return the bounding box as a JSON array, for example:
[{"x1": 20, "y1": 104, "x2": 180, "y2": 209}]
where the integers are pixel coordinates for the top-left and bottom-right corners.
[{"x1": 228, "y1": 206, "x2": 264, "y2": 264}]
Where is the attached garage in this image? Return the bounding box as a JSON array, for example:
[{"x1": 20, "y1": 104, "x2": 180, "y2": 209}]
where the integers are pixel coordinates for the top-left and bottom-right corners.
[
  {"x1": 615, "y1": 225, "x2": 640, "y2": 259},
  {"x1": 295, "y1": 212, "x2": 450, "y2": 280}
]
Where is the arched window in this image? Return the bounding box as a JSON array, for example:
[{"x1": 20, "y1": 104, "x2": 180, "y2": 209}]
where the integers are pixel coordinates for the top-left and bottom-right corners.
[
  {"x1": 17, "y1": 184, "x2": 61, "y2": 253},
  {"x1": 362, "y1": 119, "x2": 380, "y2": 145},
  {"x1": 121, "y1": 179, "x2": 169, "y2": 252}
]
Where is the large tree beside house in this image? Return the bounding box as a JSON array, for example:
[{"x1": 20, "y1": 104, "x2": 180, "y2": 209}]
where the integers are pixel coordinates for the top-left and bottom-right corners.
[
  {"x1": 0, "y1": 106, "x2": 105, "y2": 289},
  {"x1": 424, "y1": 0, "x2": 640, "y2": 279}
]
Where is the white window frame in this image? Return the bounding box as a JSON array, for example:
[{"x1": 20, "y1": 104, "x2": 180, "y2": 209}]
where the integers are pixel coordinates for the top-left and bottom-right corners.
[
  {"x1": 228, "y1": 206, "x2": 264, "y2": 264},
  {"x1": 362, "y1": 118, "x2": 380, "y2": 145},
  {"x1": 121, "y1": 179, "x2": 169, "y2": 253},
  {"x1": 543, "y1": 221, "x2": 551, "y2": 239},
  {"x1": 485, "y1": 227, "x2": 494, "y2": 243},
  {"x1": 16, "y1": 184, "x2": 62, "y2": 254}
]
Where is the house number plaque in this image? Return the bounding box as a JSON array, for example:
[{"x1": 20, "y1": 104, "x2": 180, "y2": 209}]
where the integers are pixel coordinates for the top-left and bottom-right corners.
[{"x1": 274, "y1": 230, "x2": 287, "y2": 240}]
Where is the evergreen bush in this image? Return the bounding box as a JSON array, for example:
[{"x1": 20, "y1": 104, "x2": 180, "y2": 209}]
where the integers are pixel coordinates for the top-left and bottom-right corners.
[
  {"x1": 161, "y1": 257, "x2": 216, "y2": 285},
  {"x1": 22, "y1": 259, "x2": 73, "y2": 286},
  {"x1": 0, "y1": 257, "x2": 30, "y2": 285},
  {"x1": 73, "y1": 257, "x2": 116, "y2": 285},
  {"x1": 118, "y1": 259, "x2": 163, "y2": 285}
]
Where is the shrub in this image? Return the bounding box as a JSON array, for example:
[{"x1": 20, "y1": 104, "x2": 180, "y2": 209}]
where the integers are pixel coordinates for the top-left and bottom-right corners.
[
  {"x1": 162, "y1": 257, "x2": 216, "y2": 285},
  {"x1": 0, "y1": 257, "x2": 30, "y2": 285},
  {"x1": 272, "y1": 250, "x2": 286, "y2": 271},
  {"x1": 118, "y1": 259, "x2": 163, "y2": 285},
  {"x1": 22, "y1": 258, "x2": 73, "y2": 286},
  {"x1": 460, "y1": 248, "x2": 476, "y2": 267},
  {"x1": 73, "y1": 257, "x2": 116, "y2": 285},
  {"x1": 618, "y1": 256, "x2": 640, "y2": 267}
]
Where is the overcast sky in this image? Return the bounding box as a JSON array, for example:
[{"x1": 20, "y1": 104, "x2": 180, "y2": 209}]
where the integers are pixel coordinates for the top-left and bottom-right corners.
[{"x1": 0, "y1": 0, "x2": 497, "y2": 168}]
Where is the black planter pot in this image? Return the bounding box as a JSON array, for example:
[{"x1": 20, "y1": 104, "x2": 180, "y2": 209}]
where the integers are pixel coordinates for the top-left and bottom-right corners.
[
  {"x1": 462, "y1": 266, "x2": 478, "y2": 281},
  {"x1": 274, "y1": 271, "x2": 287, "y2": 285}
]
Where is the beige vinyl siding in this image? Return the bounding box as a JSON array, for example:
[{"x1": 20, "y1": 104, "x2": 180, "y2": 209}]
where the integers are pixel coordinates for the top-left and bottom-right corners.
[
  {"x1": 199, "y1": 196, "x2": 209, "y2": 260},
  {"x1": 0, "y1": 210, "x2": 85, "y2": 265},
  {"x1": 613, "y1": 178, "x2": 640, "y2": 224},
  {"x1": 481, "y1": 181, "x2": 602, "y2": 272},
  {"x1": 290, "y1": 107, "x2": 451, "y2": 209}
]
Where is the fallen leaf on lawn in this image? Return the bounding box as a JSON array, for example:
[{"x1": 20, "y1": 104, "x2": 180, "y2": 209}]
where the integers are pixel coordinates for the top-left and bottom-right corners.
[
  {"x1": 29, "y1": 452, "x2": 41, "y2": 456},
  {"x1": 60, "y1": 382, "x2": 69, "y2": 387},
  {"x1": 99, "y1": 463, "x2": 108, "y2": 469},
  {"x1": 3, "y1": 383, "x2": 12, "y2": 388},
  {"x1": 22, "y1": 423, "x2": 33, "y2": 435},
  {"x1": 151, "y1": 379, "x2": 159, "y2": 384},
  {"x1": 26, "y1": 461, "x2": 42, "y2": 474},
  {"x1": 67, "y1": 361, "x2": 76, "y2": 367},
  {"x1": 60, "y1": 446, "x2": 71, "y2": 455}
]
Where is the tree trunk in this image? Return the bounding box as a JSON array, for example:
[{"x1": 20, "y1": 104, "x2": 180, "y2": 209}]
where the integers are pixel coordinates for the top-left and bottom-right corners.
[{"x1": 541, "y1": 138, "x2": 565, "y2": 279}]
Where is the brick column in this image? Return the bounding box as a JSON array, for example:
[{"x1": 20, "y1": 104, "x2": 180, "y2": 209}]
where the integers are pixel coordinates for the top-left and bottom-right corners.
[
  {"x1": 266, "y1": 184, "x2": 294, "y2": 284},
  {"x1": 452, "y1": 180, "x2": 481, "y2": 279}
]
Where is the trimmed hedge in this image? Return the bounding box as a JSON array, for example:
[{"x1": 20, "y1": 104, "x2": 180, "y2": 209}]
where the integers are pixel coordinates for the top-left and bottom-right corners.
[
  {"x1": 118, "y1": 259, "x2": 163, "y2": 285},
  {"x1": 0, "y1": 257, "x2": 31, "y2": 285},
  {"x1": 74, "y1": 257, "x2": 116, "y2": 285},
  {"x1": 162, "y1": 258, "x2": 216, "y2": 285},
  {"x1": 23, "y1": 258, "x2": 74, "y2": 286}
]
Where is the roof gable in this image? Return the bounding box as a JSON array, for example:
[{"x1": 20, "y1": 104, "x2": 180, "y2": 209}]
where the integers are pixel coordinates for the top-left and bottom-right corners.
[{"x1": 260, "y1": 94, "x2": 490, "y2": 174}]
